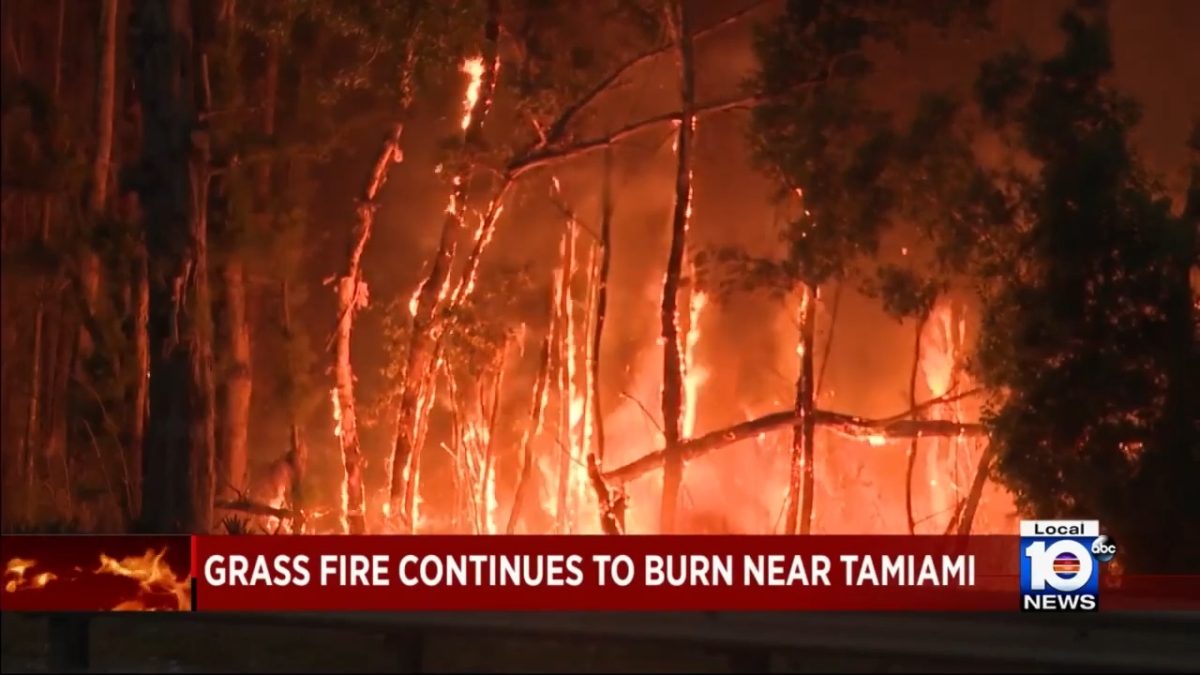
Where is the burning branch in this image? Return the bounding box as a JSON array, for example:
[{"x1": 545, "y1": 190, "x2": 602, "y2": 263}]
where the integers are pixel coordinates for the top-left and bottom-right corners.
[
  {"x1": 603, "y1": 395, "x2": 988, "y2": 485},
  {"x1": 213, "y1": 499, "x2": 293, "y2": 520}
]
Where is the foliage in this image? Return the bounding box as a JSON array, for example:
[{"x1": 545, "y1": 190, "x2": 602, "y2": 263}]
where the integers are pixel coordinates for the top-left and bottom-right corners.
[
  {"x1": 370, "y1": 264, "x2": 539, "y2": 427},
  {"x1": 704, "y1": 0, "x2": 993, "y2": 310},
  {"x1": 970, "y1": 7, "x2": 1199, "y2": 573}
]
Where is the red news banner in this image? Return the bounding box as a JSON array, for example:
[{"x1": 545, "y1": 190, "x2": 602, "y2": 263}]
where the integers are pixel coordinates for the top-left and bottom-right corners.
[{"x1": 2, "y1": 535, "x2": 1197, "y2": 612}]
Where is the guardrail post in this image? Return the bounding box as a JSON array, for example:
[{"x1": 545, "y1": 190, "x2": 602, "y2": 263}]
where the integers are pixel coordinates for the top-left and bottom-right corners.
[{"x1": 47, "y1": 614, "x2": 91, "y2": 672}]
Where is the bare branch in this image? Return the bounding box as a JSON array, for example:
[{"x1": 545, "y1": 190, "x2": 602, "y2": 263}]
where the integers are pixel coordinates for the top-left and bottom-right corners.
[
  {"x1": 533, "y1": 0, "x2": 774, "y2": 150},
  {"x1": 603, "y1": 403, "x2": 988, "y2": 484}
]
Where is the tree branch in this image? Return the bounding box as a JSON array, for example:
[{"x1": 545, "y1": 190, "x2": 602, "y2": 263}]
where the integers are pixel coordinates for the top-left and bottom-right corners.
[
  {"x1": 531, "y1": 0, "x2": 773, "y2": 151},
  {"x1": 215, "y1": 499, "x2": 293, "y2": 519},
  {"x1": 602, "y1": 399, "x2": 988, "y2": 484}
]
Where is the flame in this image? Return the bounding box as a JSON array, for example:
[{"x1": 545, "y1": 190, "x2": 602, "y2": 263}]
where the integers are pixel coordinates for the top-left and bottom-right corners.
[
  {"x1": 460, "y1": 57, "x2": 486, "y2": 131},
  {"x1": 4, "y1": 557, "x2": 57, "y2": 592},
  {"x1": 94, "y1": 548, "x2": 191, "y2": 611},
  {"x1": 408, "y1": 285, "x2": 423, "y2": 317},
  {"x1": 683, "y1": 287, "x2": 708, "y2": 438},
  {"x1": 330, "y1": 388, "x2": 343, "y2": 439}
]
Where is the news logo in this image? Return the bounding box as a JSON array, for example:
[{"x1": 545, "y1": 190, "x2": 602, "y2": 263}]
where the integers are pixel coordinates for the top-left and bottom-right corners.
[{"x1": 1020, "y1": 520, "x2": 1113, "y2": 611}]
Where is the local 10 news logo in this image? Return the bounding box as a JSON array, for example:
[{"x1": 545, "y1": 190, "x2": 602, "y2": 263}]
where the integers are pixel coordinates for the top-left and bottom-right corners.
[{"x1": 1020, "y1": 520, "x2": 1117, "y2": 611}]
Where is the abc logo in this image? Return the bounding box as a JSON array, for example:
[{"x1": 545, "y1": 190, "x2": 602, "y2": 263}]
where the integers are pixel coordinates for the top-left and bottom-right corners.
[
  {"x1": 1024, "y1": 540, "x2": 1095, "y2": 592},
  {"x1": 1091, "y1": 535, "x2": 1118, "y2": 563}
]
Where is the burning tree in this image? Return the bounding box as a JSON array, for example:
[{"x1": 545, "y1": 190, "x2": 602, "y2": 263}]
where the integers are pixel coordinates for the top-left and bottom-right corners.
[{"x1": 694, "y1": 0, "x2": 992, "y2": 535}]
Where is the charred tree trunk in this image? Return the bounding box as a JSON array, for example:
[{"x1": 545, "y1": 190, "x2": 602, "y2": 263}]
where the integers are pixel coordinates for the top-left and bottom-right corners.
[
  {"x1": 216, "y1": 261, "x2": 251, "y2": 498},
  {"x1": 659, "y1": 0, "x2": 695, "y2": 535},
  {"x1": 92, "y1": 0, "x2": 118, "y2": 214},
  {"x1": 904, "y1": 312, "x2": 928, "y2": 535},
  {"x1": 78, "y1": 0, "x2": 118, "y2": 363},
  {"x1": 128, "y1": 249, "x2": 149, "y2": 519},
  {"x1": 389, "y1": 0, "x2": 501, "y2": 528},
  {"x1": 205, "y1": 0, "x2": 251, "y2": 507},
  {"x1": 784, "y1": 284, "x2": 816, "y2": 535},
  {"x1": 507, "y1": 285, "x2": 557, "y2": 534},
  {"x1": 957, "y1": 443, "x2": 995, "y2": 536},
  {"x1": 332, "y1": 85, "x2": 411, "y2": 533},
  {"x1": 592, "y1": 148, "x2": 613, "y2": 466},
  {"x1": 134, "y1": 0, "x2": 217, "y2": 534},
  {"x1": 585, "y1": 148, "x2": 622, "y2": 535},
  {"x1": 280, "y1": 281, "x2": 309, "y2": 533}
]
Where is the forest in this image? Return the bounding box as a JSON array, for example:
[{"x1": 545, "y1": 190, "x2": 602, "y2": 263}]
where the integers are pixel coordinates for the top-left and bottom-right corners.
[{"x1": 0, "y1": 0, "x2": 1196, "y2": 574}]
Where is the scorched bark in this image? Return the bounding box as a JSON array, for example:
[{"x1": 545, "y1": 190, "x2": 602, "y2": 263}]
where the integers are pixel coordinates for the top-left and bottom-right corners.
[
  {"x1": 659, "y1": 0, "x2": 695, "y2": 535},
  {"x1": 133, "y1": 0, "x2": 217, "y2": 534}
]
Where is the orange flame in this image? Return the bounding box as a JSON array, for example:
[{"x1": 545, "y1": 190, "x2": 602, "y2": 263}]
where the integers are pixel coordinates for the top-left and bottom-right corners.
[
  {"x1": 4, "y1": 557, "x2": 57, "y2": 592},
  {"x1": 95, "y1": 548, "x2": 191, "y2": 611},
  {"x1": 460, "y1": 57, "x2": 486, "y2": 131}
]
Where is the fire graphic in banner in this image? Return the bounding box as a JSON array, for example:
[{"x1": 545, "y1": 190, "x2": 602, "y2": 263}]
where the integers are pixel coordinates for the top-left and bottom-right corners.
[{"x1": 0, "y1": 536, "x2": 192, "y2": 612}]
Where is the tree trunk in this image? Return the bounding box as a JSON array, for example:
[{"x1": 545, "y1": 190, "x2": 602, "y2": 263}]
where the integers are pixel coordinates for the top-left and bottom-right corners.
[
  {"x1": 507, "y1": 285, "x2": 557, "y2": 534},
  {"x1": 905, "y1": 312, "x2": 928, "y2": 535},
  {"x1": 389, "y1": 0, "x2": 501, "y2": 527},
  {"x1": 281, "y1": 283, "x2": 309, "y2": 533},
  {"x1": 216, "y1": 261, "x2": 251, "y2": 498},
  {"x1": 92, "y1": 0, "x2": 118, "y2": 213},
  {"x1": 555, "y1": 223, "x2": 577, "y2": 533},
  {"x1": 203, "y1": 0, "x2": 251, "y2": 506},
  {"x1": 784, "y1": 284, "x2": 816, "y2": 534},
  {"x1": 134, "y1": 0, "x2": 217, "y2": 534},
  {"x1": 592, "y1": 147, "x2": 613, "y2": 466},
  {"x1": 658, "y1": 0, "x2": 695, "y2": 534},
  {"x1": 957, "y1": 443, "x2": 995, "y2": 536},
  {"x1": 78, "y1": 0, "x2": 118, "y2": 364},
  {"x1": 332, "y1": 103, "x2": 410, "y2": 533}
]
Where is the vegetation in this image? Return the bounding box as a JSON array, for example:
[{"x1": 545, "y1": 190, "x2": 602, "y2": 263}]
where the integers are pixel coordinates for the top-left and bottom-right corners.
[{"x1": 1, "y1": 0, "x2": 1195, "y2": 571}]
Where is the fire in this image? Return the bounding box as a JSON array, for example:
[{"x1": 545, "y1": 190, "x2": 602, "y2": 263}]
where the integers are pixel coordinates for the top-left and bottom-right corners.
[
  {"x1": 682, "y1": 286, "x2": 708, "y2": 438},
  {"x1": 408, "y1": 285, "x2": 422, "y2": 317},
  {"x1": 4, "y1": 557, "x2": 56, "y2": 592},
  {"x1": 95, "y1": 548, "x2": 191, "y2": 611},
  {"x1": 460, "y1": 57, "x2": 486, "y2": 130},
  {"x1": 330, "y1": 388, "x2": 343, "y2": 439},
  {"x1": 867, "y1": 435, "x2": 887, "y2": 447}
]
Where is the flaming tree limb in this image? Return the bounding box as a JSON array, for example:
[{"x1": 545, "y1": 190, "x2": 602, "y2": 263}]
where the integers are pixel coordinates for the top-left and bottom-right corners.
[{"x1": 603, "y1": 401, "x2": 988, "y2": 485}]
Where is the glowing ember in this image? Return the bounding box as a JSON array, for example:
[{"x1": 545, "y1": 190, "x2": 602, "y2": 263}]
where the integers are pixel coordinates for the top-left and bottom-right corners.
[
  {"x1": 460, "y1": 57, "x2": 486, "y2": 130},
  {"x1": 4, "y1": 558, "x2": 56, "y2": 592},
  {"x1": 867, "y1": 435, "x2": 887, "y2": 447}
]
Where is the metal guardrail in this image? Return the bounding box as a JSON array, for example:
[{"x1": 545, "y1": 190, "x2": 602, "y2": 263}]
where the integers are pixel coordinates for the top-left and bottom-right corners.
[{"x1": 43, "y1": 610, "x2": 1200, "y2": 673}]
